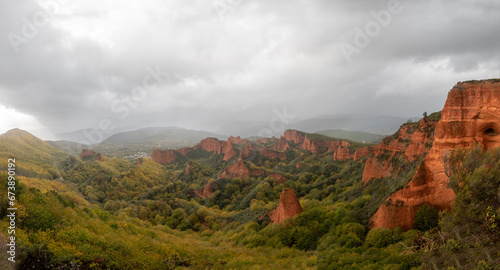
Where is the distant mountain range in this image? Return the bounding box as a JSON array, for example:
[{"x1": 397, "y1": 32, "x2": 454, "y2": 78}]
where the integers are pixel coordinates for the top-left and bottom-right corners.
[
  {"x1": 213, "y1": 115, "x2": 419, "y2": 138},
  {"x1": 49, "y1": 115, "x2": 419, "y2": 157},
  {"x1": 91, "y1": 127, "x2": 227, "y2": 157},
  {"x1": 315, "y1": 129, "x2": 386, "y2": 144}
]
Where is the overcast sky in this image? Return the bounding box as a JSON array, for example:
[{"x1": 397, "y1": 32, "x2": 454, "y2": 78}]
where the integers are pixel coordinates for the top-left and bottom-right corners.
[{"x1": 1, "y1": 0, "x2": 499, "y2": 139}]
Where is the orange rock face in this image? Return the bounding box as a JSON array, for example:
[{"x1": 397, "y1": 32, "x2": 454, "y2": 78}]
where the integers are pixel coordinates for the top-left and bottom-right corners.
[
  {"x1": 79, "y1": 149, "x2": 94, "y2": 159},
  {"x1": 269, "y1": 174, "x2": 287, "y2": 185},
  {"x1": 354, "y1": 146, "x2": 375, "y2": 161},
  {"x1": 194, "y1": 182, "x2": 215, "y2": 199},
  {"x1": 221, "y1": 141, "x2": 238, "y2": 161},
  {"x1": 218, "y1": 158, "x2": 265, "y2": 179},
  {"x1": 228, "y1": 136, "x2": 243, "y2": 144},
  {"x1": 194, "y1": 138, "x2": 222, "y2": 154},
  {"x1": 371, "y1": 80, "x2": 500, "y2": 230},
  {"x1": 269, "y1": 188, "x2": 303, "y2": 224},
  {"x1": 272, "y1": 136, "x2": 290, "y2": 151},
  {"x1": 151, "y1": 148, "x2": 179, "y2": 165},
  {"x1": 284, "y1": 130, "x2": 306, "y2": 144},
  {"x1": 333, "y1": 146, "x2": 352, "y2": 161},
  {"x1": 80, "y1": 150, "x2": 103, "y2": 161},
  {"x1": 260, "y1": 149, "x2": 287, "y2": 160},
  {"x1": 362, "y1": 119, "x2": 437, "y2": 183},
  {"x1": 301, "y1": 136, "x2": 319, "y2": 153},
  {"x1": 240, "y1": 143, "x2": 252, "y2": 159}
]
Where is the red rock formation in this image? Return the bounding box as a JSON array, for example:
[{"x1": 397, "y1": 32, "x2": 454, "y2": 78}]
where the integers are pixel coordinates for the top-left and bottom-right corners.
[
  {"x1": 354, "y1": 146, "x2": 375, "y2": 161},
  {"x1": 272, "y1": 136, "x2": 290, "y2": 151},
  {"x1": 269, "y1": 174, "x2": 287, "y2": 185},
  {"x1": 295, "y1": 163, "x2": 303, "y2": 169},
  {"x1": 333, "y1": 146, "x2": 352, "y2": 161},
  {"x1": 194, "y1": 137, "x2": 222, "y2": 154},
  {"x1": 269, "y1": 188, "x2": 303, "y2": 224},
  {"x1": 301, "y1": 136, "x2": 319, "y2": 153},
  {"x1": 240, "y1": 139, "x2": 249, "y2": 145},
  {"x1": 218, "y1": 158, "x2": 265, "y2": 179},
  {"x1": 194, "y1": 182, "x2": 214, "y2": 199},
  {"x1": 341, "y1": 141, "x2": 351, "y2": 147},
  {"x1": 79, "y1": 149, "x2": 94, "y2": 159},
  {"x1": 260, "y1": 149, "x2": 287, "y2": 160},
  {"x1": 284, "y1": 130, "x2": 306, "y2": 144},
  {"x1": 371, "y1": 80, "x2": 500, "y2": 230},
  {"x1": 240, "y1": 143, "x2": 252, "y2": 159},
  {"x1": 185, "y1": 162, "x2": 191, "y2": 175},
  {"x1": 362, "y1": 119, "x2": 438, "y2": 183},
  {"x1": 151, "y1": 148, "x2": 179, "y2": 165},
  {"x1": 228, "y1": 136, "x2": 243, "y2": 144},
  {"x1": 80, "y1": 150, "x2": 104, "y2": 161},
  {"x1": 221, "y1": 141, "x2": 238, "y2": 161}
]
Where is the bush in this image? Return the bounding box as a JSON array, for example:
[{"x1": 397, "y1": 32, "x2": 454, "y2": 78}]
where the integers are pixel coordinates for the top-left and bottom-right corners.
[
  {"x1": 414, "y1": 204, "x2": 439, "y2": 231},
  {"x1": 364, "y1": 228, "x2": 393, "y2": 248}
]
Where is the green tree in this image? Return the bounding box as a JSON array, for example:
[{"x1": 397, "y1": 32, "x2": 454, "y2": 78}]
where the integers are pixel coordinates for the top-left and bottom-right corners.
[{"x1": 414, "y1": 204, "x2": 439, "y2": 231}]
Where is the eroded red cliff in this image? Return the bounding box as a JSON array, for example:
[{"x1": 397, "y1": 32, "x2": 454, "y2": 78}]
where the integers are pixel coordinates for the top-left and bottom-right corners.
[
  {"x1": 284, "y1": 130, "x2": 306, "y2": 144},
  {"x1": 272, "y1": 136, "x2": 290, "y2": 151},
  {"x1": 151, "y1": 148, "x2": 179, "y2": 165},
  {"x1": 333, "y1": 146, "x2": 353, "y2": 161},
  {"x1": 301, "y1": 136, "x2": 319, "y2": 153},
  {"x1": 218, "y1": 158, "x2": 265, "y2": 179},
  {"x1": 221, "y1": 141, "x2": 238, "y2": 161},
  {"x1": 362, "y1": 119, "x2": 437, "y2": 183},
  {"x1": 354, "y1": 146, "x2": 375, "y2": 161},
  {"x1": 194, "y1": 182, "x2": 215, "y2": 199},
  {"x1": 371, "y1": 80, "x2": 500, "y2": 230},
  {"x1": 269, "y1": 188, "x2": 303, "y2": 224},
  {"x1": 194, "y1": 138, "x2": 222, "y2": 154}
]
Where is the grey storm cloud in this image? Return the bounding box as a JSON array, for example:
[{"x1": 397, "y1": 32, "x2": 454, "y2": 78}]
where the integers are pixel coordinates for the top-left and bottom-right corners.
[{"x1": 1, "y1": 0, "x2": 500, "y2": 138}]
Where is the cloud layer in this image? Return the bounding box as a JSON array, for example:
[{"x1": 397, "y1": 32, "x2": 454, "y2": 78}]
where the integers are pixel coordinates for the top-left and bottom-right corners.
[{"x1": 1, "y1": 0, "x2": 499, "y2": 138}]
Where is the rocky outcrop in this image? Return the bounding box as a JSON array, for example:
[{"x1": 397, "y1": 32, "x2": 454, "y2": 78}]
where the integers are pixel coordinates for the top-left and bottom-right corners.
[
  {"x1": 194, "y1": 182, "x2": 214, "y2": 199},
  {"x1": 260, "y1": 149, "x2": 287, "y2": 160},
  {"x1": 269, "y1": 174, "x2": 287, "y2": 185},
  {"x1": 371, "y1": 80, "x2": 500, "y2": 230},
  {"x1": 272, "y1": 136, "x2": 290, "y2": 151},
  {"x1": 362, "y1": 118, "x2": 438, "y2": 183},
  {"x1": 80, "y1": 150, "x2": 104, "y2": 161},
  {"x1": 333, "y1": 146, "x2": 352, "y2": 161},
  {"x1": 185, "y1": 162, "x2": 191, "y2": 175},
  {"x1": 240, "y1": 143, "x2": 252, "y2": 159},
  {"x1": 301, "y1": 136, "x2": 319, "y2": 153},
  {"x1": 194, "y1": 138, "x2": 222, "y2": 154},
  {"x1": 228, "y1": 136, "x2": 243, "y2": 144},
  {"x1": 221, "y1": 141, "x2": 238, "y2": 161},
  {"x1": 218, "y1": 158, "x2": 265, "y2": 179},
  {"x1": 80, "y1": 149, "x2": 94, "y2": 159},
  {"x1": 284, "y1": 130, "x2": 305, "y2": 144},
  {"x1": 151, "y1": 148, "x2": 179, "y2": 165},
  {"x1": 269, "y1": 188, "x2": 303, "y2": 224},
  {"x1": 354, "y1": 146, "x2": 375, "y2": 161}
]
